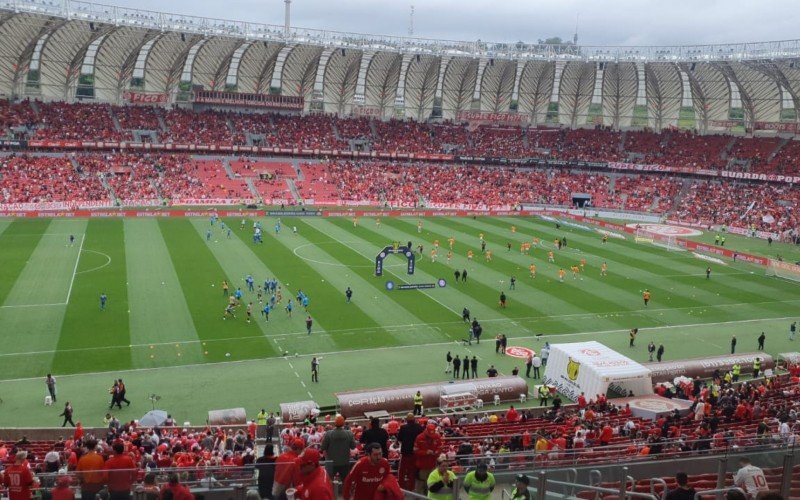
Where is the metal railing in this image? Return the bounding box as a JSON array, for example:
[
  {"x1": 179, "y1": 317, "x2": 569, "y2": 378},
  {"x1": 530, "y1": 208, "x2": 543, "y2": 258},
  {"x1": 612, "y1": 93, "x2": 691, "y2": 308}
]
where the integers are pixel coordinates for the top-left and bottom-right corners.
[
  {"x1": 694, "y1": 487, "x2": 745, "y2": 500},
  {"x1": 2, "y1": 0, "x2": 800, "y2": 62}
]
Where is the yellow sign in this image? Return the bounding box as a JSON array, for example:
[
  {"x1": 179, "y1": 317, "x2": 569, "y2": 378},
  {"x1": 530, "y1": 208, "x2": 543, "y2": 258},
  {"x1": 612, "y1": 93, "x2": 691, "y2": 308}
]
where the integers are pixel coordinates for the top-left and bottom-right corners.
[{"x1": 567, "y1": 357, "x2": 581, "y2": 381}]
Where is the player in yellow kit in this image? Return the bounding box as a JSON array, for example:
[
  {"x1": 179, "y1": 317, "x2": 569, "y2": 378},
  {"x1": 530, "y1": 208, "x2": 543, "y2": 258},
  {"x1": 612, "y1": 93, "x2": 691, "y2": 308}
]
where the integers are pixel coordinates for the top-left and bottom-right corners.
[
  {"x1": 446, "y1": 250, "x2": 453, "y2": 264},
  {"x1": 485, "y1": 250, "x2": 492, "y2": 262},
  {"x1": 375, "y1": 217, "x2": 381, "y2": 228},
  {"x1": 433, "y1": 239, "x2": 439, "y2": 249},
  {"x1": 600, "y1": 261, "x2": 608, "y2": 276},
  {"x1": 448, "y1": 237, "x2": 455, "y2": 249},
  {"x1": 511, "y1": 225, "x2": 516, "y2": 233},
  {"x1": 548, "y1": 251, "x2": 555, "y2": 263},
  {"x1": 352, "y1": 216, "x2": 358, "y2": 227},
  {"x1": 430, "y1": 249, "x2": 437, "y2": 263},
  {"x1": 479, "y1": 232, "x2": 485, "y2": 241},
  {"x1": 467, "y1": 249, "x2": 474, "y2": 260},
  {"x1": 417, "y1": 220, "x2": 423, "y2": 233},
  {"x1": 571, "y1": 265, "x2": 580, "y2": 279}
]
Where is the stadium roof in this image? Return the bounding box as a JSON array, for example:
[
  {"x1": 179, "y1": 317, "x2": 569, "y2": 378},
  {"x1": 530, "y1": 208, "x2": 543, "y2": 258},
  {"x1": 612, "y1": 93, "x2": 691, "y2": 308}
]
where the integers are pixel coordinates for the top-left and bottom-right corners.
[
  {"x1": 4, "y1": 0, "x2": 800, "y2": 63},
  {"x1": 1, "y1": 0, "x2": 799, "y2": 132}
]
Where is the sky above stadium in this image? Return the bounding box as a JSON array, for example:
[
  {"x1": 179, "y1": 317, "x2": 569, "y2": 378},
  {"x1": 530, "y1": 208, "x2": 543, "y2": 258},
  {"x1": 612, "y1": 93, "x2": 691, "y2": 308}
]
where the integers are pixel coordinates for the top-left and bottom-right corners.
[{"x1": 110, "y1": 0, "x2": 797, "y2": 46}]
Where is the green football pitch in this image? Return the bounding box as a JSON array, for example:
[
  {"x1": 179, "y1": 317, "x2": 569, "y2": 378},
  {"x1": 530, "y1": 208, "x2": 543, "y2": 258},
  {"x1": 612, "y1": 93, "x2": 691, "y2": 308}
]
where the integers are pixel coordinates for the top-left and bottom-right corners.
[{"x1": 0, "y1": 214, "x2": 798, "y2": 428}]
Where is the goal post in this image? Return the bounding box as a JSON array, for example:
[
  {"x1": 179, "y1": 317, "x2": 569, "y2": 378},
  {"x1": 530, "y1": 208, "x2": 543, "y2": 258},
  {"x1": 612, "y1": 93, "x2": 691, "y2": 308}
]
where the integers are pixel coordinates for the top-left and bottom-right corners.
[
  {"x1": 635, "y1": 228, "x2": 685, "y2": 251},
  {"x1": 766, "y1": 259, "x2": 800, "y2": 282},
  {"x1": 634, "y1": 227, "x2": 654, "y2": 244}
]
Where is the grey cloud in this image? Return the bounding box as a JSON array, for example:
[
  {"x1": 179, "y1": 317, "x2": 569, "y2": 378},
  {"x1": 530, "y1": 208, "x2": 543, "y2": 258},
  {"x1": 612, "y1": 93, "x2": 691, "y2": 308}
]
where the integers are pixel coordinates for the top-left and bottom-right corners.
[{"x1": 109, "y1": 0, "x2": 799, "y2": 46}]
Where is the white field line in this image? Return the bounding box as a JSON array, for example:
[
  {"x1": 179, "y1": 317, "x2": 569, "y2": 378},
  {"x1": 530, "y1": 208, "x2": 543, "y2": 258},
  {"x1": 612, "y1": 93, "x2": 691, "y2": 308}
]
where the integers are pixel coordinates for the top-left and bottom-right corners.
[
  {"x1": 0, "y1": 315, "x2": 796, "y2": 383},
  {"x1": 65, "y1": 233, "x2": 86, "y2": 304},
  {"x1": 0, "y1": 303, "x2": 67, "y2": 309}
]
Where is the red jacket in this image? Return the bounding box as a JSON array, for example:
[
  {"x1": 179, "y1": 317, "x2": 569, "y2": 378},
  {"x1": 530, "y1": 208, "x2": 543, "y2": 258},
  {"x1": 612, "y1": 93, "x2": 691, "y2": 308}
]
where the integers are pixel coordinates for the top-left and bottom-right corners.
[
  {"x1": 160, "y1": 483, "x2": 194, "y2": 500},
  {"x1": 374, "y1": 474, "x2": 403, "y2": 500},
  {"x1": 296, "y1": 466, "x2": 333, "y2": 500},
  {"x1": 343, "y1": 457, "x2": 390, "y2": 500},
  {"x1": 104, "y1": 453, "x2": 137, "y2": 492},
  {"x1": 413, "y1": 431, "x2": 442, "y2": 471},
  {"x1": 274, "y1": 451, "x2": 299, "y2": 487}
]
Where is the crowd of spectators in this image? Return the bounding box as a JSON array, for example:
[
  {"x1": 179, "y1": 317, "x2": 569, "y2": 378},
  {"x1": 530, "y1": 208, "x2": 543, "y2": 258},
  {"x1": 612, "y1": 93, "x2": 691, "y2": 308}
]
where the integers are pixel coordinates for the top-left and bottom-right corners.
[
  {"x1": 466, "y1": 126, "x2": 529, "y2": 158},
  {"x1": 0, "y1": 99, "x2": 38, "y2": 139},
  {"x1": 674, "y1": 180, "x2": 800, "y2": 232},
  {"x1": 114, "y1": 106, "x2": 162, "y2": 135},
  {"x1": 0, "y1": 155, "x2": 108, "y2": 204},
  {"x1": 33, "y1": 102, "x2": 123, "y2": 142},
  {"x1": 2, "y1": 370, "x2": 799, "y2": 500},
  {"x1": 372, "y1": 119, "x2": 437, "y2": 154},
  {"x1": 3, "y1": 100, "x2": 800, "y2": 178},
  {"x1": 163, "y1": 109, "x2": 242, "y2": 146}
]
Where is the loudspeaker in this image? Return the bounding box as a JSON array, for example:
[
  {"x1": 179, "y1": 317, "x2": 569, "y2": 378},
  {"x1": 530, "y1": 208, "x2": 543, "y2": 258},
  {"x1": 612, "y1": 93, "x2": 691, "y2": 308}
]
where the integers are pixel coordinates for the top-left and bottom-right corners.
[{"x1": 690, "y1": 63, "x2": 696, "y2": 71}]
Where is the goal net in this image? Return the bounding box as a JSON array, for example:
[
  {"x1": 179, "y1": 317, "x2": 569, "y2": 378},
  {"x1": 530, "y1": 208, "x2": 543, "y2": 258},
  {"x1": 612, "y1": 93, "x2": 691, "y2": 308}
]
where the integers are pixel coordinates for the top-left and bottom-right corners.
[
  {"x1": 635, "y1": 228, "x2": 685, "y2": 251},
  {"x1": 634, "y1": 227, "x2": 654, "y2": 244},
  {"x1": 766, "y1": 259, "x2": 800, "y2": 282}
]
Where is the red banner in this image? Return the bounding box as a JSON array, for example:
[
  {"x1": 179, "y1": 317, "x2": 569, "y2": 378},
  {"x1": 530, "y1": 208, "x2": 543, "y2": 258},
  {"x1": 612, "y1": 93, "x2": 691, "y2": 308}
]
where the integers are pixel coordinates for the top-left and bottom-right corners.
[
  {"x1": 193, "y1": 91, "x2": 303, "y2": 110},
  {"x1": 754, "y1": 121, "x2": 799, "y2": 133},
  {"x1": 456, "y1": 111, "x2": 529, "y2": 124},
  {"x1": 123, "y1": 91, "x2": 168, "y2": 104},
  {"x1": 353, "y1": 106, "x2": 382, "y2": 118},
  {"x1": 710, "y1": 120, "x2": 740, "y2": 128}
]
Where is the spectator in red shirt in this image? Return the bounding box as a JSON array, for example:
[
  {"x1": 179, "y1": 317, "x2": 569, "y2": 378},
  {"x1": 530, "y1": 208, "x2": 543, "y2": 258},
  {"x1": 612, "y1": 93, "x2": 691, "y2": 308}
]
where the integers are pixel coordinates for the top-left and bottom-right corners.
[
  {"x1": 51, "y1": 475, "x2": 75, "y2": 500},
  {"x1": 343, "y1": 442, "x2": 391, "y2": 500},
  {"x1": 104, "y1": 441, "x2": 137, "y2": 500},
  {"x1": 413, "y1": 424, "x2": 442, "y2": 493},
  {"x1": 599, "y1": 424, "x2": 613, "y2": 446},
  {"x1": 505, "y1": 406, "x2": 520, "y2": 423},
  {"x1": 294, "y1": 448, "x2": 333, "y2": 500},
  {"x1": 273, "y1": 438, "x2": 304, "y2": 498},
  {"x1": 3, "y1": 451, "x2": 36, "y2": 500},
  {"x1": 160, "y1": 473, "x2": 194, "y2": 500}
]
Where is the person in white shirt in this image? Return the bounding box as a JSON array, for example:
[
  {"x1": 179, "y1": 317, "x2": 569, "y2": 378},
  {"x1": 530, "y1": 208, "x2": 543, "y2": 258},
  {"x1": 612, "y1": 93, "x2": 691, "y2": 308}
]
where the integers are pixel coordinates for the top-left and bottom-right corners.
[
  {"x1": 733, "y1": 458, "x2": 769, "y2": 499},
  {"x1": 694, "y1": 401, "x2": 706, "y2": 422},
  {"x1": 779, "y1": 421, "x2": 791, "y2": 441},
  {"x1": 540, "y1": 343, "x2": 550, "y2": 366},
  {"x1": 531, "y1": 356, "x2": 542, "y2": 378}
]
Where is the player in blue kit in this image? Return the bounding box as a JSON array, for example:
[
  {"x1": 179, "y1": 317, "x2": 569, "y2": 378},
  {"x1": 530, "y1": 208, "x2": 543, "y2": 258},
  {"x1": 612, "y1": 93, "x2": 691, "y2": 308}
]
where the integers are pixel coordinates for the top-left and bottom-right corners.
[
  {"x1": 261, "y1": 303, "x2": 270, "y2": 321},
  {"x1": 100, "y1": 293, "x2": 107, "y2": 311},
  {"x1": 285, "y1": 299, "x2": 293, "y2": 317}
]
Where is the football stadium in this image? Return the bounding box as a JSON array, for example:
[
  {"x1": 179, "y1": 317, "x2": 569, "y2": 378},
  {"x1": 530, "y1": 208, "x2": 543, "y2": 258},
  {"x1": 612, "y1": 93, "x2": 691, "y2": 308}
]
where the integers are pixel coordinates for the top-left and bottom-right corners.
[{"x1": 0, "y1": 0, "x2": 799, "y2": 498}]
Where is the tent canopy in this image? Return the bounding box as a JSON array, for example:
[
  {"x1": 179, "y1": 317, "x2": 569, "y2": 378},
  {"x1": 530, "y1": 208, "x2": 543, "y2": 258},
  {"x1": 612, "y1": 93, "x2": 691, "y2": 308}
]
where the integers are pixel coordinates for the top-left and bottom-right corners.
[{"x1": 542, "y1": 341, "x2": 653, "y2": 402}]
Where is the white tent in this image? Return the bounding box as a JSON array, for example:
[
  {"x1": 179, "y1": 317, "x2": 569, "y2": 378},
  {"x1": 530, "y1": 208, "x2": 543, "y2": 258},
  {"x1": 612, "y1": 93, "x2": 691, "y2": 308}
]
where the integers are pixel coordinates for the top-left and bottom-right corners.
[{"x1": 542, "y1": 341, "x2": 653, "y2": 401}]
